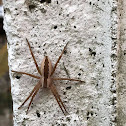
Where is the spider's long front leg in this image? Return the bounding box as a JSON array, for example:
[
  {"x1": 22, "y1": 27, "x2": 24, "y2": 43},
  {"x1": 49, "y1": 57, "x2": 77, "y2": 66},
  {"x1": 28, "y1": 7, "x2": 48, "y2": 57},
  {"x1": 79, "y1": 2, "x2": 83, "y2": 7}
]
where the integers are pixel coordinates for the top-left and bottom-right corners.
[
  {"x1": 26, "y1": 38, "x2": 42, "y2": 75},
  {"x1": 18, "y1": 81, "x2": 41, "y2": 109},
  {"x1": 50, "y1": 84, "x2": 68, "y2": 115},
  {"x1": 50, "y1": 42, "x2": 69, "y2": 76},
  {"x1": 11, "y1": 70, "x2": 40, "y2": 79}
]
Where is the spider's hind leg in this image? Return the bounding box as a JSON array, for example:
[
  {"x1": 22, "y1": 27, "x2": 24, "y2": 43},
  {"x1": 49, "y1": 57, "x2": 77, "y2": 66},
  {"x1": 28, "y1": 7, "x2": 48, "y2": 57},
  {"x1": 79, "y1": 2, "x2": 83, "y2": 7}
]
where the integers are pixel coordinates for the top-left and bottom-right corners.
[
  {"x1": 26, "y1": 83, "x2": 41, "y2": 114},
  {"x1": 18, "y1": 81, "x2": 40, "y2": 110},
  {"x1": 50, "y1": 84, "x2": 68, "y2": 115}
]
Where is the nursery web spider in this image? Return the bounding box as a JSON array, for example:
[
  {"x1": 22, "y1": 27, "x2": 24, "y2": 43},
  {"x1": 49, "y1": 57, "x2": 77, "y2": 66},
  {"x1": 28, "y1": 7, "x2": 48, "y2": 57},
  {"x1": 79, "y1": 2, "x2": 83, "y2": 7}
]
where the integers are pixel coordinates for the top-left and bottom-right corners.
[{"x1": 12, "y1": 39, "x2": 84, "y2": 115}]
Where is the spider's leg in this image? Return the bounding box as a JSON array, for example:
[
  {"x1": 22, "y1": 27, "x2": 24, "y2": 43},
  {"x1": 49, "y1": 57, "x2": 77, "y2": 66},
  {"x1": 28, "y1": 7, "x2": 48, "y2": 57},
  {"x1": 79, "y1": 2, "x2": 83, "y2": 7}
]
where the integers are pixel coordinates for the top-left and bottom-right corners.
[
  {"x1": 11, "y1": 70, "x2": 40, "y2": 79},
  {"x1": 26, "y1": 38, "x2": 42, "y2": 75},
  {"x1": 50, "y1": 42, "x2": 69, "y2": 76},
  {"x1": 50, "y1": 86, "x2": 65, "y2": 115},
  {"x1": 50, "y1": 84, "x2": 68, "y2": 115},
  {"x1": 26, "y1": 83, "x2": 41, "y2": 114},
  {"x1": 52, "y1": 84, "x2": 68, "y2": 113},
  {"x1": 18, "y1": 81, "x2": 40, "y2": 109},
  {"x1": 52, "y1": 77, "x2": 84, "y2": 82}
]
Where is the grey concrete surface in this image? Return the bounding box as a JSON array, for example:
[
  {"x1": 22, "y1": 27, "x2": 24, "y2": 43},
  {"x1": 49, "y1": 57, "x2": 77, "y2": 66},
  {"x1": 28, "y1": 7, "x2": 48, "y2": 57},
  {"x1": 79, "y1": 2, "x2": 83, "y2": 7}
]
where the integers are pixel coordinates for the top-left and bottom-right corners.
[{"x1": 3, "y1": 0, "x2": 118, "y2": 126}]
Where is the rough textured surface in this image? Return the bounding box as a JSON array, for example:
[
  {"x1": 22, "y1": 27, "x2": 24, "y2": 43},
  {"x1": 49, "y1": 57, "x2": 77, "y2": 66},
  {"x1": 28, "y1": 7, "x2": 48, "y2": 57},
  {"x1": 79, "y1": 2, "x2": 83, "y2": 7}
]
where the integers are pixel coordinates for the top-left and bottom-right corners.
[
  {"x1": 3, "y1": 0, "x2": 117, "y2": 126},
  {"x1": 117, "y1": 0, "x2": 126, "y2": 126}
]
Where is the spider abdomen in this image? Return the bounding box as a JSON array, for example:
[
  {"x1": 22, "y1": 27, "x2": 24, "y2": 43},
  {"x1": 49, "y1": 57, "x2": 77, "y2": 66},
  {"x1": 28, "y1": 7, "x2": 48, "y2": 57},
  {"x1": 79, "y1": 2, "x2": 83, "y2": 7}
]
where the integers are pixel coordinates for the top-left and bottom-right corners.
[{"x1": 41, "y1": 56, "x2": 53, "y2": 88}]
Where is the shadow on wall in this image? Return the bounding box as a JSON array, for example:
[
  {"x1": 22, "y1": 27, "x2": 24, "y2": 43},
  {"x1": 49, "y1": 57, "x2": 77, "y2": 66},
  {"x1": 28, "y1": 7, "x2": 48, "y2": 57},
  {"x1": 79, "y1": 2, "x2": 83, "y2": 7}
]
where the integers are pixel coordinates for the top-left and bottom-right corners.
[{"x1": 0, "y1": 3, "x2": 13, "y2": 126}]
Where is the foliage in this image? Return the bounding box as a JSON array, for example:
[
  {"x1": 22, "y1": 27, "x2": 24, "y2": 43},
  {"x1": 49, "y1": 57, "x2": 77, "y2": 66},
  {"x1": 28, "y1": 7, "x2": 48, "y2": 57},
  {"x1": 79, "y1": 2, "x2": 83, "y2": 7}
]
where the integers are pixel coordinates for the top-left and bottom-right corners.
[{"x1": 0, "y1": 43, "x2": 8, "y2": 77}]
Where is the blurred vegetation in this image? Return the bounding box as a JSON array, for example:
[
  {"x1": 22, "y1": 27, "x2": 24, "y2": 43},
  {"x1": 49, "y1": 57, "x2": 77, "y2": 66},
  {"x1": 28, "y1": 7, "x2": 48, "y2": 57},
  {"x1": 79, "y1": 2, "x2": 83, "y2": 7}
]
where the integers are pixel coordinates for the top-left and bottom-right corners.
[
  {"x1": 0, "y1": 42, "x2": 13, "y2": 126},
  {"x1": 0, "y1": 43, "x2": 8, "y2": 77},
  {"x1": 0, "y1": 14, "x2": 13, "y2": 126},
  {"x1": 0, "y1": 91, "x2": 12, "y2": 115},
  {"x1": 0, "y1": 1, "x2": 13, "y2": 125},
  {"x1": 0, "y1": 42, "x2": 12, "y2": 113}
]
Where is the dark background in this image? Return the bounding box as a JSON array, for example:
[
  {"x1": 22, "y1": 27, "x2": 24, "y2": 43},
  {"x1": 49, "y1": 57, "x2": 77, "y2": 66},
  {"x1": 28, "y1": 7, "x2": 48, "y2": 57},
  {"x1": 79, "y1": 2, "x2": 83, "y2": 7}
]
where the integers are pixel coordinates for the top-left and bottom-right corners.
[{"x1": 0, "y1": 0, "x2": 13, "y2": 126}]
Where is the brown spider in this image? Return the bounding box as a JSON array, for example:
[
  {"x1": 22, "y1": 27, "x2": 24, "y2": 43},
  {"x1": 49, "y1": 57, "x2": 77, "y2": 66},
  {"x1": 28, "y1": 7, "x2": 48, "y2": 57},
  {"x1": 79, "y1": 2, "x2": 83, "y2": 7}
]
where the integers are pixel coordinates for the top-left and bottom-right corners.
[{"x1": 12, "y1": 39, "x2": 84, "y2": 115}]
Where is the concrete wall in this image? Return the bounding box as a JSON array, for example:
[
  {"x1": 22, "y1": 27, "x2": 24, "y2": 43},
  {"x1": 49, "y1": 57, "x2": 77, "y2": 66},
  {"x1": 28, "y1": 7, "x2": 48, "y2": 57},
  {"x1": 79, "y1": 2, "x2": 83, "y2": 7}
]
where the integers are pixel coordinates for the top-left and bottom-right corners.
[
  {"x1": 117, "y1": 0, "x2": 126, "y2": 126},
  {"x1": 3, "y1": 0, "x2": 119, "y2": 126}
]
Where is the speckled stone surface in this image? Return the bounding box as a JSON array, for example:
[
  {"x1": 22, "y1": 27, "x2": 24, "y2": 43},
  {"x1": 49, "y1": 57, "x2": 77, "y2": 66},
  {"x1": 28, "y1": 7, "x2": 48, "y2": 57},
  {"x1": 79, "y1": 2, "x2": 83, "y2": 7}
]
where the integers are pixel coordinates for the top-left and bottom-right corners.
[{"x1": 3, "y1": 0, "x2": 117, "y2": 126}]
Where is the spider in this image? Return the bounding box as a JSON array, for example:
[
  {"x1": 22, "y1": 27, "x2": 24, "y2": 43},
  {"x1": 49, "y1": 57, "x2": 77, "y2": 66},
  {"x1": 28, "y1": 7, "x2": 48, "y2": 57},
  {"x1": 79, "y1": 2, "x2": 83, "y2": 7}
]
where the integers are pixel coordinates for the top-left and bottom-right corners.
[{"x1": 12, "y1": 39, "x2": 84, "y2": 115}]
